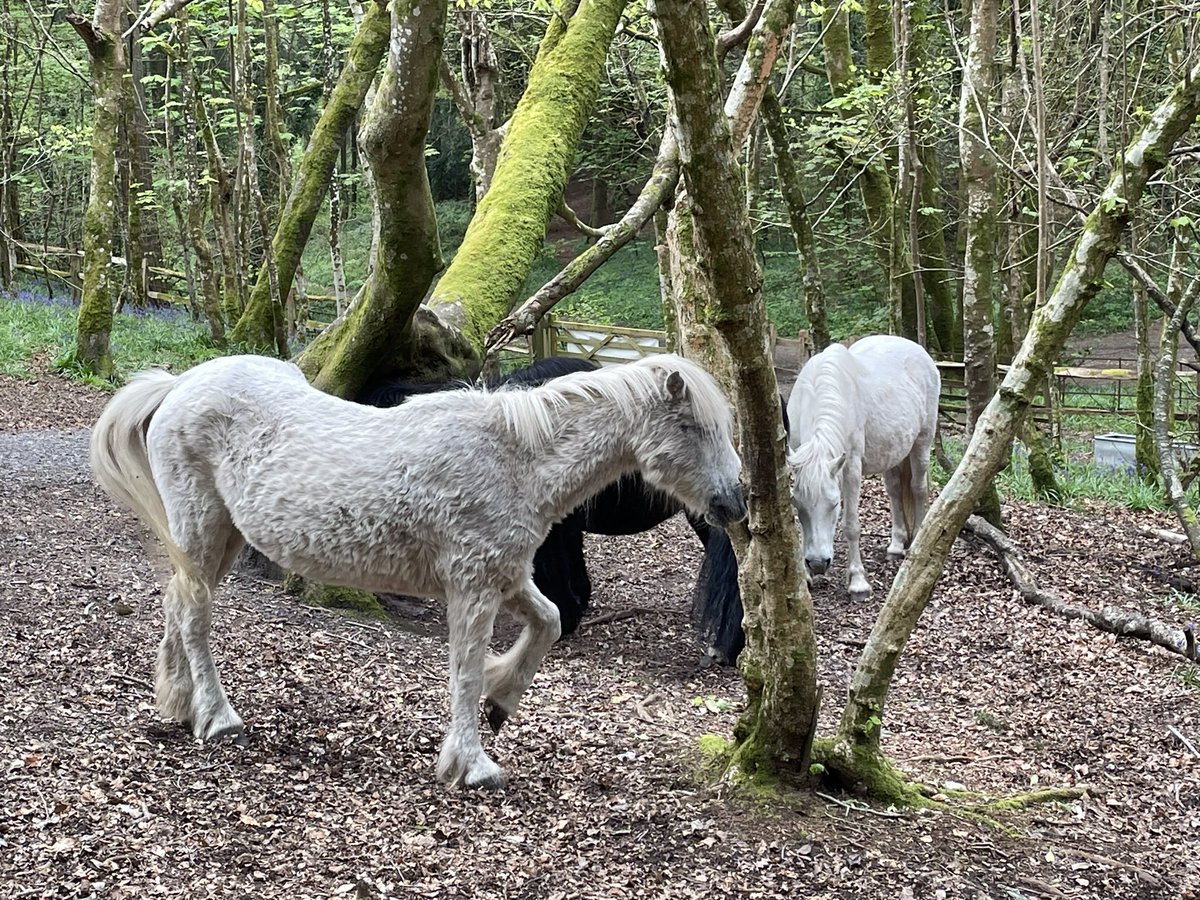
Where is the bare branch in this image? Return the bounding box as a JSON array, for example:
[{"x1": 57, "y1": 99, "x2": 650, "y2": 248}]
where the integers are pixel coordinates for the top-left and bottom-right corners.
[
  {"x1": 716, "y1": 0, "x2": 763, "y2": 58},
  {"x1": 555, "y1": 201, "x2": 611, "y2": 239},
  {"x1": 127, "y1": 0, "x2": 198, "y2": 36},
  {"x1": 964, "y1": 515, "x2": 1199, "y2": 663},
  {"x1": 1116, "y1": 250, "x2": 1200, "y2": 358}
]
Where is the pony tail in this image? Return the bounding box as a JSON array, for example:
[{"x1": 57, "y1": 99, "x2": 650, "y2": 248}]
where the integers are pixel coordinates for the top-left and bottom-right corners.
[
  {"x1": 89, "y1": 370, "x2": 195, "y2": 577},
  {"x1": 899, "y1": 456, "x2": 916, "y2": 537}
]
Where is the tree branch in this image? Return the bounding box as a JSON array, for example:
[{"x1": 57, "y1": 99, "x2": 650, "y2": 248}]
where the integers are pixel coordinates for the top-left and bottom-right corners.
[
  {"x1": 65, "y1": 13, "x2": 105, "y2": 58},
  {"x1": 716, "y1": 0, "x2": 763, "y2": 57},
  {"x1": 555, "y1": 201, "x2": 611, "y2": 239},
  {"x1": 484, "y1": 129, "x2": 679, "y2": 354},
  {"x1": 127, "y1": 0, "x2": 198, "y2": 35},
  {"x1": 964, "y1": 515, "x2": 1198, "y2": 662},
  {"x1": 1116, "y1": 250, "x2": 1200, "y2": 357}
]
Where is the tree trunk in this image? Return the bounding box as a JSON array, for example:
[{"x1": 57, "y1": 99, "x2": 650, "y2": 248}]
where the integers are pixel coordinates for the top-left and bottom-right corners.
[
  {"x1": 230, "y1": 0, "x2": 390, "y2": 349},
  {"x1": 68, "y1": 2, "x2": 127, "y2": 379},
  {"x1": 653, "y1": 0, "x2": 818, "y2": 782},
  {"x1": 959, "y1": 0, "x2": 1003, "y2": 527},
  {"x1": 826, "y1": 60, "x2": 1200, "y2": 795},
  {"x1": 0, "y1": 0, "x2": 14, "y2": 290},
  {"x1": 195, "y1": 91, "x2": 241, "y2": 324},
  {"x1": 177, "y1": 13, "x2": 225, "y2": 344},
  {"x1": 426, "y1": 0, "x2": 630, "y2": 350},
  {"x1": 261, "y1": 0, "x2": 291, "y2": 208},
  {"x1": 820, "y1": 1, "x2": 906, "y2": 338},
  {"x1": 295, "y1": 0, "x2": 449, "y2": 397},
  {"x1": 442, "y1": 9, "x2": 504, "y2": 204},
  {"x1": 759, "y1": 88, "x2": 828, "y2": 351},
  {"x1": 484, "y1": 130, "x2": 680, "y2": 353},
  {"x1": 1133, "y1": 228, "x2": 1158, "y2": 482},
  {"x1": 322, "y1": 0, "x2": 349, "y2": 316}
]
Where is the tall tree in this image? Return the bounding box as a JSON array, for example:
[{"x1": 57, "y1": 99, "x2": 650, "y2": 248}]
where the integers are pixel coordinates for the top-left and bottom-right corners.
[
  {"x1": 67, "y1": 1, "x2": 127, "y2": 379},
  {"x1": 426, "y1": 0, "x2": 630, "y2": 351},
  {"x1": 823, "y1": 59, "x2": 1200, "y2": 798},
  {"x1": 654, "y1": 0, "x2": 819, "y2": 781},
  {"x1": 296, "y1": 0, "x2": 450, "y2": 395},
  {"x1": 230, "y1": 0, "x2": 390, "y2": 350},
  {"x1": 958, "y1": 0, "x2": 1003, "y2": 526}
]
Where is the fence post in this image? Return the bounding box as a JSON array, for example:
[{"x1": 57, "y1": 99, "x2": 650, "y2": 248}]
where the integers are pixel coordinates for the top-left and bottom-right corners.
[{"x1": 531, "y1": 315, "x2": 549, "y2": 360}]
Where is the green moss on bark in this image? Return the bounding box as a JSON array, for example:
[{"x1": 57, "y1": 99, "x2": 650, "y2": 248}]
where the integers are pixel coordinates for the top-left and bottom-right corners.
[
  {"x1": 428, "y1": 0, "x2": 629, "y2": 349},
  {"x1": 231, "y1": 0, "x2": 391, "y2": 350}
]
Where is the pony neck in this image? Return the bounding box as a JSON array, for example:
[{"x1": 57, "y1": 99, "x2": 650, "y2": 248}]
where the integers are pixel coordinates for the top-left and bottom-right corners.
[
  {"x1": 508, "y1": 388, "x2": 642, "y2": 527},
  {"x1": 795, "y1": 355, "x2": 861, "y2": 456}
]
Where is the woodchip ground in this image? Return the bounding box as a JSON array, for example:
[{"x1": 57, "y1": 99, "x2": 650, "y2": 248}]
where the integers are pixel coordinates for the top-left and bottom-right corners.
[{"x1": 1, "y1": 370, "x2": 1197, "y2": 899}]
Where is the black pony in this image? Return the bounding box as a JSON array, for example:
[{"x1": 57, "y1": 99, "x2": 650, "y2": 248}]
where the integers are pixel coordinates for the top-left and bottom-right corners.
[{"x1": 359, "y1": 356, "x2": 751, "y2": 665}]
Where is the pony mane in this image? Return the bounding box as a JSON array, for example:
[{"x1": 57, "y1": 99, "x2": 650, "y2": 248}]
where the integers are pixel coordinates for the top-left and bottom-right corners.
[
  {"x1": 493, "y1": 355, "x2": 733, "y2": 447},
  {"x1": 792, "y1": 345, "x2": 862, "y2": 455}
]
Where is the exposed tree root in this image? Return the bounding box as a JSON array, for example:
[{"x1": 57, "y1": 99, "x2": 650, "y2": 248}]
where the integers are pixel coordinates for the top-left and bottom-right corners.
[{"x1": 964, "y1": 515, "x2": 1199, "y2": 662}]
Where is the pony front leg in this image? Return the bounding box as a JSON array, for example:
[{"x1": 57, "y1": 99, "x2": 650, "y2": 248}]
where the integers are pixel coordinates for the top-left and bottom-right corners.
[
  {"x1": 842, "y1": 467, "x2": 871, "y2": 599},
  {"x1": 438, "y1": 592, "x2": 505, "y2": 790},
  {"x1": 483, "y1": 580, "x2": 562, "y2": 732}
]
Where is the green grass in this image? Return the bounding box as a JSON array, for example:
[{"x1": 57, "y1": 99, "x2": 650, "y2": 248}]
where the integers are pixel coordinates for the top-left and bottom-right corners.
[
  {"x1": 932, "y1": 430, "x2": 1185, "y2": 512},
  {"x1": 1, "y1": 288, "x2": 222, "y2": 386}
]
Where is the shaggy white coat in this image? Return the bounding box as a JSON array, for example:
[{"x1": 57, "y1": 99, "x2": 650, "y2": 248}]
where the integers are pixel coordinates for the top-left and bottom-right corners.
[
  {"x1": 786, "y1": 335, "x2": 940, "y2": 598},
  {"x1": 89, "y1": 353, "x2": 742, "y2": 790}
]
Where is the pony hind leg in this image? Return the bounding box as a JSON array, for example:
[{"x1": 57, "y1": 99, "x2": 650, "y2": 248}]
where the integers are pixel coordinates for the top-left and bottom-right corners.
[
  {"x1": 159, "y1": 508, "x2": 247, "y2": 742},
  {"x1": 881, "y1": 466, "x2": 910, "y2": 560},
  {"x1": 483, "y1": 579, "x2": 562, "y2": 733},
  {"x1": 439, "y1": 588, "x2": 505, "y2": 790}
]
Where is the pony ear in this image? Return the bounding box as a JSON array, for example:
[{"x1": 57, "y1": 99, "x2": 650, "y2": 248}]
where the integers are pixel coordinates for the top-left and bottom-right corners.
[
  {"x1": 665, "y1": 370, "x2": 689, "y2": 404},
  {"x1": 829, "y1": 452, "x2": 847, "y2": 478}
]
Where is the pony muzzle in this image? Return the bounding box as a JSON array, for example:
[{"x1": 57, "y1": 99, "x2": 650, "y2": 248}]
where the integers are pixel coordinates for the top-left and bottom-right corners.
[
  {"x1": 806, "y1": 556, "x2": 832, "y2": 576},
  {"x1": 706, "y1": 488, "x2": 747, "y2": 527}
]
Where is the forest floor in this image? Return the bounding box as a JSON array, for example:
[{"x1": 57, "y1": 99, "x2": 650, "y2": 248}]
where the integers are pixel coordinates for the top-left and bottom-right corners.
[{"x1": 1, "y1": 368, "x2": 1198, "y2": 900}]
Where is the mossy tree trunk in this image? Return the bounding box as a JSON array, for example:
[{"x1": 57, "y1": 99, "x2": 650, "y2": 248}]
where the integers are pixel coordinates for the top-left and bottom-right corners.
[
  {"x1": 653, "y1": 0, "x2": 818, "y2": 782},
  {"x1": 958, "y1": 0, "x2": 1003, "y2": 527},
  {"x1": 1133, "y1": 229, "x2": 1159, "y2": 482},
  {"x1": 426, "y1": 0, "x2": 629, "y2": 350},
  {"x1": 825, "y1": 61, "x2": 1200, "y2": 794},
  {"x1": 484, "y1": 130, "x2": 681, "y2": 354},
  {"x1": 230, "y1": 0, "x2": 390, "y2": 350},
  {"x1": 177, "y1": 13, "x2": 225, "y2": 345},
  {"x1": 295, "y1": 0, "x2": 449, "y2": 397},
  {"x1": 67, "y1": 2, "x2": 127, "y2": 380}
]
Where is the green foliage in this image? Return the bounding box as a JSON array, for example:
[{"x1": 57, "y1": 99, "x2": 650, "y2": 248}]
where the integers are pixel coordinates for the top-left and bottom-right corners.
[
  {"x1": 933, "y1": 429, "x2": 1186, "y2": 512},
  {"x1": 0, "y1": 288, "x2": 221, "y2": 384}
]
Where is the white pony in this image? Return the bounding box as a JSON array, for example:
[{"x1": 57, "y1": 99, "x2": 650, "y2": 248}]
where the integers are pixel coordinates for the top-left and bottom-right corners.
[
  {"x1": 785, "y1": 335, "x2": 940, "y2": 598},
  {"x1": 90, "y1": 353, "x2": 744, "y2": 790}
]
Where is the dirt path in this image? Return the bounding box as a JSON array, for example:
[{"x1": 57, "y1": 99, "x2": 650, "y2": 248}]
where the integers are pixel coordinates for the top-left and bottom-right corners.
[{"x1": 1, "y1": 372, "x2": 1197, "y2": 899}]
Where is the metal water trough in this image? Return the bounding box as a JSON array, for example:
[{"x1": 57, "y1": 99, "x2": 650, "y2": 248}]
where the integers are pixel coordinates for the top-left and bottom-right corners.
[{"x1": 1093, "y1": 432, "x2": 1200, "y2": 471}]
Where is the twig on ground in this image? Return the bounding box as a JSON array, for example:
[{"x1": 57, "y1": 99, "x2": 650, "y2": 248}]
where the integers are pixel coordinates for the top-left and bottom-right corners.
[
  {"x1": 1050, "y1": 845, "x2": 1166, "y2": 887},
  {"x1": 1136, "y1": 524, "x2": 1191, "y2": 545},
  {"x1": 582, "y1": 608, "x2": 651, "y2": 628},
  {"x1": 107, "y1": 673, "x2": 153, "y2": 693},
  {"x1": 815, "y1": 791, "x2": 907, "y2": 818},
  {"x1": 965, "y1": 515, "x2": 1199, "y2": 662},
  {"x1": 1168, "y1": 724, "x2": 1200, "y2": 759}
]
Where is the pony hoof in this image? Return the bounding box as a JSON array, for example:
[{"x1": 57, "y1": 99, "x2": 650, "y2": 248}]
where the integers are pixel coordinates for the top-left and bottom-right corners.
[
  {"x1": 886, "y1": 549, "x2": 906, "y2": 562},
  {"x1": 484, "y1": 700, "x2": 510, "y2": 734},
  {"x1": 209, "y1": 723, "x2": 248, "y2": 745},
  {"x1": 466, "y1": 768, "x2": 508, "y2": 791},
  {"x1": 848, "y1": 588, "x2": 871, "y2": 602}
]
